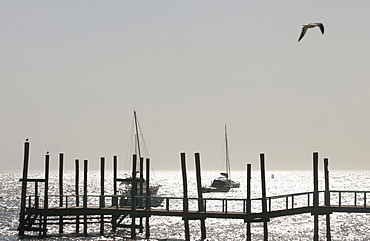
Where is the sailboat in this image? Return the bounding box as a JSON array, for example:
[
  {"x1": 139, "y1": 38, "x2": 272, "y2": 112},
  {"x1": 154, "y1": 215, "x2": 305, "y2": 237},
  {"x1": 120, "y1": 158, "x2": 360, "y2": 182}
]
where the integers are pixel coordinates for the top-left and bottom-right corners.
[
  {"x1": 202, "y1": 125, "x2": 240, "y2": 193},
  {"x1": 117, "y1": 111, "x2": 164, "y2": 207}
]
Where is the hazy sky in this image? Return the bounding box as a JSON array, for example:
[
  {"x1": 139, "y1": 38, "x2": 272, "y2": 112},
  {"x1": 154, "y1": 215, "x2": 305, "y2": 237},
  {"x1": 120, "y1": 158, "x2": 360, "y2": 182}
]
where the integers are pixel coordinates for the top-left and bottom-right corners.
[{"x1": 1, "y1": 1, "x2": 370, "y2": 172}]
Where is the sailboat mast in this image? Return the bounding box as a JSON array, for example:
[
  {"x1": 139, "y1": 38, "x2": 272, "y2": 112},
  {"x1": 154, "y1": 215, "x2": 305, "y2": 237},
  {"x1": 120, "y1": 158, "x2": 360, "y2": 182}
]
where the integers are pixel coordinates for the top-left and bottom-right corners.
[
  {"x1": 225, "y1": 125, "x2": 231, "y2": 180},
  {"x1": 134, "y1": 111, "x2": 145, "y2": 198},
  {"x1": 134, "y1": 110, "x2": 142, "y2": 159}
]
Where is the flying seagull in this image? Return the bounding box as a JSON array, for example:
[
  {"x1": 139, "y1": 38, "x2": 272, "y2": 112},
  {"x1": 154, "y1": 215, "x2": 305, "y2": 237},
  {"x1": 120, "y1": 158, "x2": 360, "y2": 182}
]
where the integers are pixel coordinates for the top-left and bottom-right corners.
[{"x1": 298, "y1": 23, "x2": 324, "y2": 42}]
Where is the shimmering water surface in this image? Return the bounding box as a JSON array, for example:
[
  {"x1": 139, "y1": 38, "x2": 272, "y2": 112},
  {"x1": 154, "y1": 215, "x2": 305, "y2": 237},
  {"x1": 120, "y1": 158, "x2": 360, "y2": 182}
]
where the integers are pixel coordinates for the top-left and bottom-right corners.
[{"x1": 1, "y1": 170, "x2": 370, "y2": 240}]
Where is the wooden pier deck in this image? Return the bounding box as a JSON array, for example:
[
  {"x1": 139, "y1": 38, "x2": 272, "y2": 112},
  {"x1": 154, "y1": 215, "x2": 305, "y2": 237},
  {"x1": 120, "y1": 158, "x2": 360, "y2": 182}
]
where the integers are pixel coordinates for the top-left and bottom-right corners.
[
  {"x1": 26, "y1": 200, "x2": 370, "y2": 219},
  {"x1": 25, "y1": 190, "x2": 370, "y2": 219},
  {"x1": 18, "y1": 141, "x2": 370, "y2": 240}
]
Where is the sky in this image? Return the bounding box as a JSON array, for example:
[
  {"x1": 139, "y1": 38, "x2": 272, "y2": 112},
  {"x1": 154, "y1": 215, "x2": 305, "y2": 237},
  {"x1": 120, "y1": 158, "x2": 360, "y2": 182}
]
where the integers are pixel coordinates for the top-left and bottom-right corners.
[{"x1": 1, "y1": 1, "x2": 370, "y2": 172}]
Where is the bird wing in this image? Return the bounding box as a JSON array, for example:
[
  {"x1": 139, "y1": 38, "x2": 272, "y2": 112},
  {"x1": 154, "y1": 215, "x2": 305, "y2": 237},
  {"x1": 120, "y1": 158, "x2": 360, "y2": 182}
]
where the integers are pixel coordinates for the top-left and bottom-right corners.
[
  {"x1": 298, "y1": 26, "x2": 308, "y2": 42},
  {"x1": 318, "y1": 23, "x2": 324, "y2": 34}
]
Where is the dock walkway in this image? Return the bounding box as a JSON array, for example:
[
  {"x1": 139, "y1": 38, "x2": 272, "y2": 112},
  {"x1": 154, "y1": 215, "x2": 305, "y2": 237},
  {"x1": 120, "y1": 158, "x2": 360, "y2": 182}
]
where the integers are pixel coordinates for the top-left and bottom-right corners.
[{"x1": 18, "y1": 141, "x2": 370, "y2": 240}]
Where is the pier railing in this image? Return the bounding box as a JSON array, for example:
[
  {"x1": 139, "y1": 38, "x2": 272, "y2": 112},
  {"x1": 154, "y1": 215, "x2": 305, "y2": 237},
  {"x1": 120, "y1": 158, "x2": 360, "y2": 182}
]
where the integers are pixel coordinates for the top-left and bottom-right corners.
[
  {"x1": 24, "y1": 190, "x2": 370, "y2": 215},
  {"x1": 329, "y1": 190, "x2": 369, "y2": 207}
]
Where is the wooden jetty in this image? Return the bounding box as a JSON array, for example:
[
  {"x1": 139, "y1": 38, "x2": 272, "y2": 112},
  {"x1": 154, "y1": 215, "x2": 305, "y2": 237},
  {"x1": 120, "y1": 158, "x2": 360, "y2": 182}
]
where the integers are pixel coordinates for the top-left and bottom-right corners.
[{"x1": 18, "y1": 141, "x2": 370, "y2": 240}]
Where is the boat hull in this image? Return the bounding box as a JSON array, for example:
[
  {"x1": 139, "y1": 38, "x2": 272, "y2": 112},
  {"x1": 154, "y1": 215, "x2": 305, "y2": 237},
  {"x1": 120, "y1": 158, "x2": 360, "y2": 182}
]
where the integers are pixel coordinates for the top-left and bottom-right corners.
[
  {"x1": 201, "y1": 177, "x2": 240, "y2": 193},
  {"x1": 201, "y1": 186, "x2": 231, "y2": 193}
]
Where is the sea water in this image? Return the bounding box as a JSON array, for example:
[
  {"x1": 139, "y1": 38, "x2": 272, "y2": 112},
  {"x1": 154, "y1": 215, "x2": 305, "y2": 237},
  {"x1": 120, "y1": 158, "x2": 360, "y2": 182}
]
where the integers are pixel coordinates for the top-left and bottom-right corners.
[{"x1": 1, "y1": 170, "x2": 370, "y2": 240}]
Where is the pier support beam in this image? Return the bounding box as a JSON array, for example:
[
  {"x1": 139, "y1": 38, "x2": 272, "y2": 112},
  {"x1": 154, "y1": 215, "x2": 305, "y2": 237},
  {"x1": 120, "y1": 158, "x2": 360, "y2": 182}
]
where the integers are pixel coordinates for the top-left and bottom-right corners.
[
  {"x1": 145, "y1": 158, "x2": 151, "y2": 239},
  {"x1": 195, "y1": 153, "x2": 206, "y2": 240},
  {"x1": 131, "y1": 154, "x2": 137, "y2": 239},
  {"x1": 181, "y1": 153, "x2": 190, "y2": 241},
  {"x1": 246, "y1": 163, "x2": 252, "y2": 241},
  {"x1": 324, "y1": 157, "x2": 331, "y2": 241},
  {"x1": 43, "y1": 152, "x2": 50, "y2": 236},
  {"x1": 75, "y1": 159, "x2": 80, "y2": 234},
  {"x1": 139, "y1": 157, "x2": 144, "y2": 232},
  {"x1": 59, "y1": 153, "x2": 64, "y2": 234},
  {"x1": 19, "y1": 141, "x2": 30, "y2": 236},
  {"x1": 83, "y1": 159, "x2": 88, "y2": 236},
  {"x1": 112, "y1": 155, "x2": 118, "y2": 232},
  {"x1": 100, "y1": 157, "x2": 105, "y2": 236},
  {"x1": 260, "y1": 153, "x2": 268, "y2": 241},
  {"x1": 313, "y1": 152, "x2": 319, "y2": 241}
]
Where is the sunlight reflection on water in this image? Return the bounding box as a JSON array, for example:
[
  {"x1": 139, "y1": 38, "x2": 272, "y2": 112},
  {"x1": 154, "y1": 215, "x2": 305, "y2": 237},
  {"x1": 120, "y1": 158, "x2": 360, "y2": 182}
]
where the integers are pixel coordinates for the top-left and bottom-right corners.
[{"x1": 1, "y1": 170, "x2": 370, "y2": 240}]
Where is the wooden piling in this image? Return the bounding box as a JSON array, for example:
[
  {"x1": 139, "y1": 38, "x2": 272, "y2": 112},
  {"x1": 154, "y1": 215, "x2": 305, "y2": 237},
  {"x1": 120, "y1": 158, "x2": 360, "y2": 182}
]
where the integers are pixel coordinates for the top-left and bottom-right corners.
[
  {"x1": 139, "y1": 157, "x2": 144, "y2": 232},
  {"x1": 35, "y1": 181, "x2": 39, "y2": 207},
  {"x1": 313, "y1": 152, "x2": 319, "y2": 241},
  {"x1": 43, "y1": 152, "x2": 50, "y2": 236},
  {"x1": 195, "y1": 153, "x2": 206, "y2": 240},
  {"x1": 75, "y1": 159, "x2": 80, "y2": 234},
  {"x1": 100, "y1": 157, "x2": 105, "y2": 236},
  {"x1": 112, "y1": 155, "x2": 118, "y2": 232},
  {"x1": 145, "y1": 158, "x2": 150, "y2": 210},
  {"x1": 246, "y1": 163, "x2": 252, "y2": 241},
  {"x1": 113, "y1": 156, "x2": 117, "y2": 196},
  {"x1": 75, "y1": 159, "x2": 80, "y2": 205},
  {"x1": 100, "y1": 157, "x2": 105, "y2": 197},
  {"x1": 140, "y1": 157, "x2": 144, "y2": 197},
  {"x1": 19, "y1": 141, "x2": 30, "y2": 236},
  {"x1": 145, "y1": 158, "x2": 150, "y2": 239},
  {"x1": 324, "y1": 158, "x2": 331, "y2": 241},
  {"x1": 83, "y1": 159, "x2": 88, "y2": 236},
  {"x1": 260, "y1": 153, "x2": 268, "y2": 241},
  {"x1": 59, "y1": 153, "x2": 64, "y2": 234},
  {"x1": 131, "y1": 154, "x2": 137, "y2": 238},
  {"x1": 181, "y1": 153, "x2": 190, "y2": 241},
  {"x1": 35, "y1": 179, "x2": 40, "y2": 236}
]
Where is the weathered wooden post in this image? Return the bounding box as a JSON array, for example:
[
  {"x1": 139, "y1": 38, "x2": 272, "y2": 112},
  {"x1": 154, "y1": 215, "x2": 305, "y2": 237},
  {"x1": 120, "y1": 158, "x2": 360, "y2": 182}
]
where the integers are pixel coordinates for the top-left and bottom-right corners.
[
  {"x1": 324, "y1": 157, "x2": 331, "y2": 241},
  {"x1": 139, "y1": 157, "x2": 144, "y2": 232},
  {"x1": 113, "y1": 156, "x2": 117, "y2": 197},
  {"x1": 75, "y1": 159, "x2": 80, "y2": 234},
  {"x1": 35, "y1": 179, "x2": 41, "y2": 236},
  {"x1": 59, "y1": 153, "x2": 64, "y2": 234},
  {"x1": 246, "y1": 163, "x2": 252, "y2": 241},
  {"x1": 35, "y1": 181, "x2": 39, "y2": 208},
  {"x1": 112, "y1": 155, "x2": 118, "y2": 232},
  {"x1": 313, "y1": 152, "x2": 319, "y2": 241},
  {"x1": 83, "y1": 159, "x2": 88, "y2": 236},
  {"x1": 100, "y1": 157, "x2": 105, "y2": 236},
  {"x1": 19, "y1": 140, "x2": 30, "y2": 236},
  {"x1": 75, "y1": 159, "x2": 80, "y2": 206},
  {"x1": 260, "y1": 153, "x2": 268, "y2": 241},
  {"x1": 145, "y1": 158, "x2": 151, "y2": 239},
  {"x1": 131, "y1": 154, "x2": 137, "y2": 238},
  {"x1": 145, "y1": 158, "x2": 150, "y2": 210},
  {"x1": 140, "y1": 157, "x2": 144, "y2": 198},
  {"x1": 43, "y1": 152, "x2": 50, "y2": 236},
  {"x1": 195, "y1": 152, "x2": 206, "y2": 240},
  {"x1": 181, "y1": 153, "x2": 190, "y2": 241}
]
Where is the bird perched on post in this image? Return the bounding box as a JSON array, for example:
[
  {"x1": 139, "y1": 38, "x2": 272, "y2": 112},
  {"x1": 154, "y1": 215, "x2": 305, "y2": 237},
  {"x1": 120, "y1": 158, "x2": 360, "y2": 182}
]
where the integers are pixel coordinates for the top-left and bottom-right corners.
[{"x1": 298, "y1": 23, "x2": 324, "y2": 42}]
